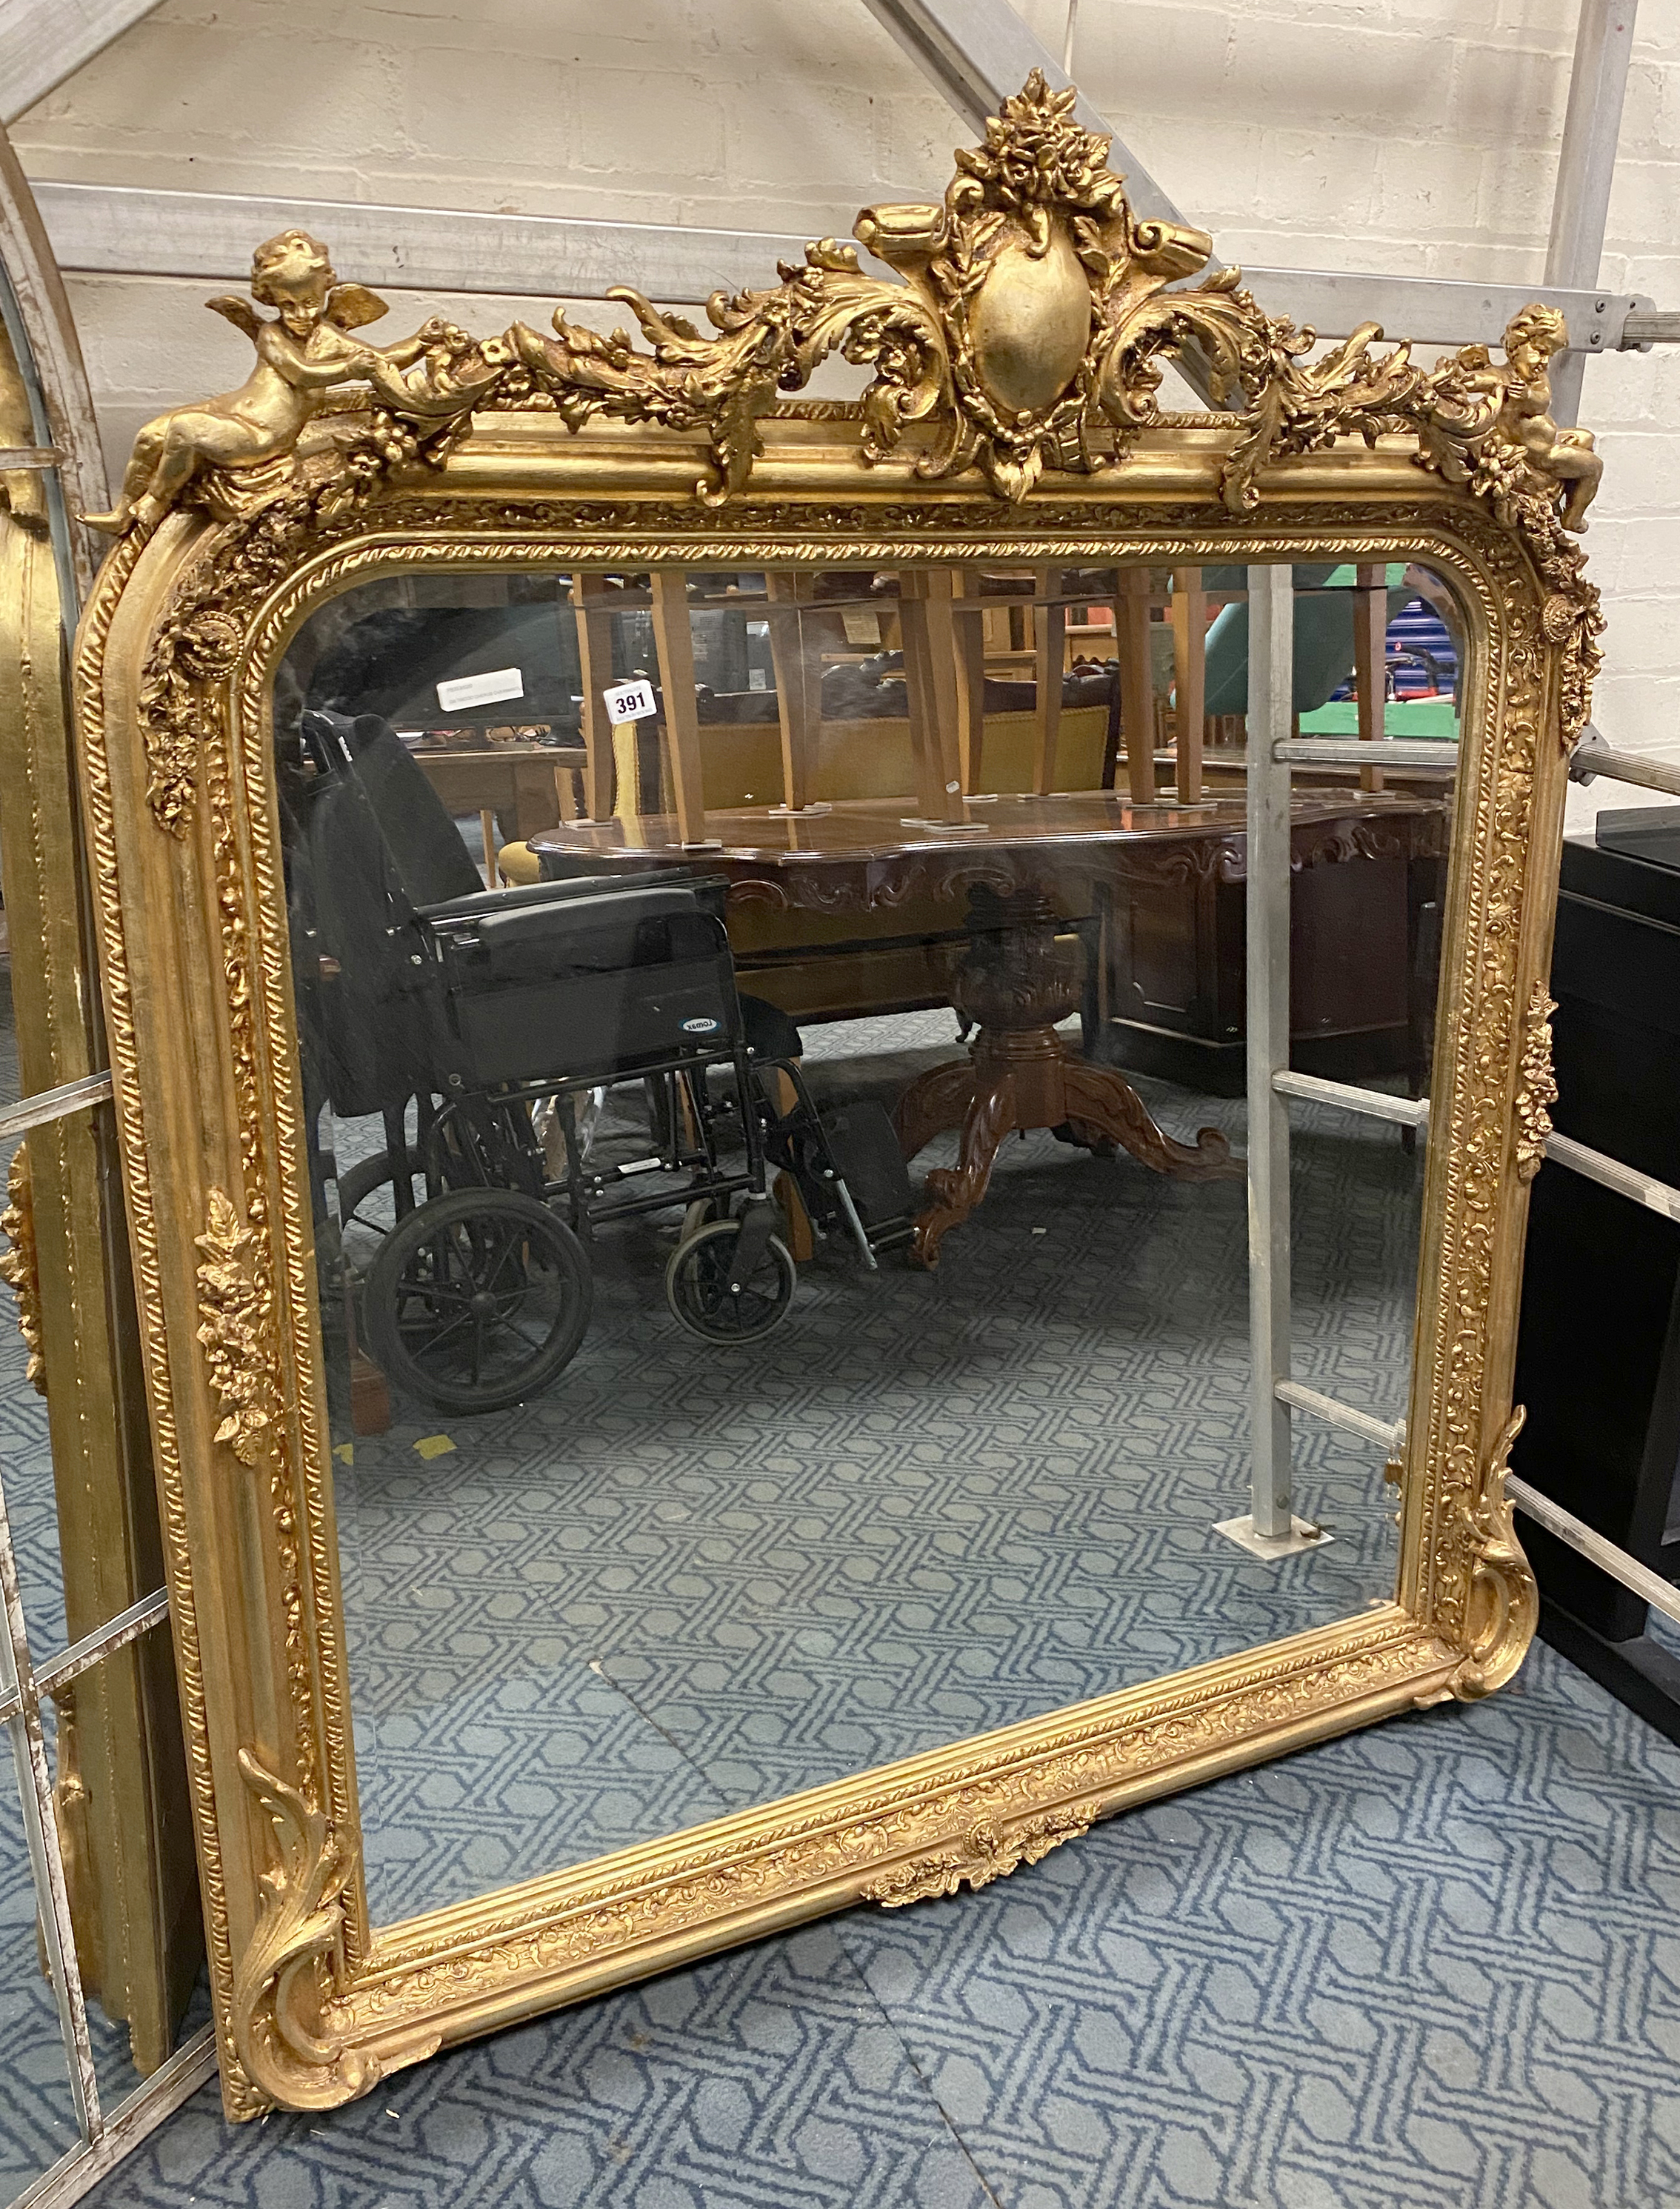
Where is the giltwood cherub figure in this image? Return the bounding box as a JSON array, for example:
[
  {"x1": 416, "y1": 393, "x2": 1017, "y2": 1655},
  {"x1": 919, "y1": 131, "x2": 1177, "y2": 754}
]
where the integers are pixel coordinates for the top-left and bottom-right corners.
[
  {"x1": 84, "y1": 229, "x2": 486, "y2": 534},
  {"x1": 1497, "y1": 304, "x2": 1602, "y2": 530},
  {"x1": 1427, "y1": 303, "x2": 1603, "y2": 533}
]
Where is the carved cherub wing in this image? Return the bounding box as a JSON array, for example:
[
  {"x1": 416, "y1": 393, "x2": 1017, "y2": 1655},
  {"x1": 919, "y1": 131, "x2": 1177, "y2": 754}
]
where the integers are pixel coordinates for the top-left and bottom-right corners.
[
  {"x1": 207, "y1": 296, "x2": 264, "y2": 343},
  {"x1": 325, "y1": 283, "x2": 390, "y2": 331}
]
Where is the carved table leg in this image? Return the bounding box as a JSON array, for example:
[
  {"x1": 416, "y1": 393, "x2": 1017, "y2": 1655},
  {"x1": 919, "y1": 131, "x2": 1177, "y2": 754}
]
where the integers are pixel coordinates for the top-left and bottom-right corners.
[
  {"x1": 1060, "y1": 1062, "x2": 1240, "y2": 1182},
  {"x1": 914, "y1": 1073, "x2": 1019, "y2": 1268},
  {"x1": 894, "y1": 1057, "x2": 979, "y2": 1162}
]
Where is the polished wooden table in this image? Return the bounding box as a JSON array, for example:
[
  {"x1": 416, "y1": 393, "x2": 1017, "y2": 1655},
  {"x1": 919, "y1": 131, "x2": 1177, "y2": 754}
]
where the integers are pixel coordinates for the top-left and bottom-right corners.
[
  {"x1": 531, "y1": 791, "x2": 1449, "y2": 1262},
  {"x1": 527, "y1": 787, "x2": 1444, "y2": 903}
]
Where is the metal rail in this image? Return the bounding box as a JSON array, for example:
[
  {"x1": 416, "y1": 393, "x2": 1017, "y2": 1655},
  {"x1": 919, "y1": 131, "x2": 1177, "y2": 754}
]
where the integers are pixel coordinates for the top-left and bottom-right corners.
[
  {"x1": 0, "y1": 1071, "x2": 113, "y2": 1144},
  {"x1": 1273, "y1": 1071, "x2": 1680, "y2": 1220},
  {"x1": 1275, "y1": 1381, "x2": 1403, "y2": 1454},
  {"x1": 31, "y1": 179, "x2": 1661, "y2": 353},
  {"x1": 1507, "y1": 1476, "x2": 1680, "y2": 1633},
  {"x1": 1545, "y1": 1130, "x2": 1680, "y2": 1224},
  {"x1": 1570, "y1": 737, "x2": 1680, "y2": 799},
  {"x1": 33, "y1": 1588, "x2": 170, "y2": 1703},
  {"x1": 1271, "y1": 738, "x2": 1460, "y2": 773},
  {"x1": 1273, "y1": 1070, "x2": 1429, "y2": 1130}
]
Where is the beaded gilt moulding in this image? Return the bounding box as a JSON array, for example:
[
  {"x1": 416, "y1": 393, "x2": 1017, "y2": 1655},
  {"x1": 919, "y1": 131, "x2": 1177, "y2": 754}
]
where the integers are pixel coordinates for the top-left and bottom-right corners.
[{"x1": 70, "y1": 75, "x2": 1594, "y2": 2115}]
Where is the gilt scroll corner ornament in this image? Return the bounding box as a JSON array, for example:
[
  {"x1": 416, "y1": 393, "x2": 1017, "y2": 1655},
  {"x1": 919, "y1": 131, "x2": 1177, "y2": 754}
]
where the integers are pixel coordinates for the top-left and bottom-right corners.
[
  {"x1": 1514, "y1": 984, "x2": 1559, "y2": 1183},
  {"x1": 195, "y1": 1186, "x2": 282, "y2": 1467},
  {"x1": 1451, "y1": 1408, "x2": 1539, "y2": 1702},
  {"x1": 861, "y1": 1800, "x2": 1099, "y2": 1908},
  {"x1": 0, "y1": 1142, "x2": 47, "y2": 1395},
  {"x1": 233, "y1": 1747, "x2": 434, "y2": 2111}
]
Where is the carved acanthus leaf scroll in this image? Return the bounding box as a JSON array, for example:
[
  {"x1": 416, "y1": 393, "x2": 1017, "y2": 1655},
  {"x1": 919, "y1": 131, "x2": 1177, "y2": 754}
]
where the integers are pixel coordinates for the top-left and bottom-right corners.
[
  {"x1": 1451, "y1": 1410, "x2": 1539, "y2": 1699},
  {"x1": 233, "y1": 1748, "x2": 437, "y2": 2109},
  {"x1": 0, "y1": 1143, "x2": 47, "y2": 1394}
]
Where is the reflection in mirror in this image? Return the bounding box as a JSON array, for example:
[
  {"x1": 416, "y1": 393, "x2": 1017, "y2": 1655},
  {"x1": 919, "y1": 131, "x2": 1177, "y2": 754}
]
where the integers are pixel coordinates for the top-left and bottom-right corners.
[{"x1": 275, "y1": 557, "x2": 1460, "y2": 1922}]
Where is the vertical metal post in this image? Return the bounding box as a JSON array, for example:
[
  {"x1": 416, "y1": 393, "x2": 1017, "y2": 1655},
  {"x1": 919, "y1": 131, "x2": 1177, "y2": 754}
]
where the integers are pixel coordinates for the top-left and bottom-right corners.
[
  {"x1": 1244, "y1": 564, "x2": 1296, "y2": 1543},
  {"x1": 1546, "y1": 0, "x2": 1638, "y2": 424}
]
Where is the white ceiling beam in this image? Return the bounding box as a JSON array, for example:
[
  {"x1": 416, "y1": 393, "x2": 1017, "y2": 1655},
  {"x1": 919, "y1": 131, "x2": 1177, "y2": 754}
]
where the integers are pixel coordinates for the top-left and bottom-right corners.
[
  {"x1": 1, "y1": 0, "x2": 167, "y2": 127},
  {"x1": 33, "y1": 180, "x2": 839, "y2": 305},
  {"x1": 33, "y1": 179, "x2": 1653, "y2": 354}
]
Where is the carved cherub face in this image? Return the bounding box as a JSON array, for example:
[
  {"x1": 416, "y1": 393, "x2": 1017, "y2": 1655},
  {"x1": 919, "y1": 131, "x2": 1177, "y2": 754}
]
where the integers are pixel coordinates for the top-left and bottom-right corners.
[
  {"x1": 1503, "y1": 305, "x2": 1568, "y2": 384},
  {"x1": 250, "y1": 230, "x2": 336, "y2": 337}
]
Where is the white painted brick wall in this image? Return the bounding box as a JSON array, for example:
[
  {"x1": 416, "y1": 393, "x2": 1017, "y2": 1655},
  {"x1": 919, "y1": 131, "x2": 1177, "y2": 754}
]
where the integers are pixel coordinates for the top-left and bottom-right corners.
[{"x1": 10, "y1": 0, "x2": 1679, "y2": 756}]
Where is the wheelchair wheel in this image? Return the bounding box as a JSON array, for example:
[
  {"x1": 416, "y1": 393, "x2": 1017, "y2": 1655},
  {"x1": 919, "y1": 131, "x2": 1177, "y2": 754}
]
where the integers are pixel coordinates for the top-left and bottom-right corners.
[
  {"x1": 664, "y1": 1218, "x2": 796, "y2": 1345},
  {"x1": 363, "y1": 1187, "x2": 592, "y2": 1414},
  {"x1": 336, "y1": 1146, "x2": 427, "y2": 1245}
]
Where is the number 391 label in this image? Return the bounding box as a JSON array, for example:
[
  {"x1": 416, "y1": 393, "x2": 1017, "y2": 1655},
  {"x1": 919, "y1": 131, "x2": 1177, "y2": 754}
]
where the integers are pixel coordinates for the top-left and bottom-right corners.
[{"x1": 602, "y1": 678, "x2": 657, "y2": 724}]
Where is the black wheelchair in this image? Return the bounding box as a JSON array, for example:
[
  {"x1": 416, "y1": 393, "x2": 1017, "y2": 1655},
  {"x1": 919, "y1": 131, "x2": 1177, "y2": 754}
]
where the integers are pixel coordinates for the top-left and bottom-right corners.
[{"x1": 293, "y1": 711, "x2": 912, "y2": 1418}]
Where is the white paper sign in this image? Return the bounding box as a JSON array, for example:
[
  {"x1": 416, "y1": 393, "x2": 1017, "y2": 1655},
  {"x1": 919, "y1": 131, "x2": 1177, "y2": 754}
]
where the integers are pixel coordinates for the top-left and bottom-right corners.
[
  {"x1": 436, "y1": 666, "x2": 524, "y2": 711},
  {"x1": 603, "y1": 678, "x2": 658, "y2": 724}
]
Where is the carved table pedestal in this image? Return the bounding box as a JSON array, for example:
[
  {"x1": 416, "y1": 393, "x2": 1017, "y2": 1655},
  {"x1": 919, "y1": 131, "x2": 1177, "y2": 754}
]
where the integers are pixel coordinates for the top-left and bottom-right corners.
[{"x1": 893, "y1": 887, "x2": 1240, "y2": 1266}]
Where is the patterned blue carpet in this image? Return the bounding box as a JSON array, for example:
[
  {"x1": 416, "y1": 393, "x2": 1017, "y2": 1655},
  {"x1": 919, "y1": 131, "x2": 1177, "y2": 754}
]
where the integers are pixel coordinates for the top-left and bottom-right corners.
[
  {"x1": 24, "y1": 984, "x2": 1680, "y2": 2209},
  {"x1": 333, "y1": 1016, "x2": 1416, "y2": 1925},
  {"x1": 73, "y1": 1639, "x2": 1680, "y2": 2209}
]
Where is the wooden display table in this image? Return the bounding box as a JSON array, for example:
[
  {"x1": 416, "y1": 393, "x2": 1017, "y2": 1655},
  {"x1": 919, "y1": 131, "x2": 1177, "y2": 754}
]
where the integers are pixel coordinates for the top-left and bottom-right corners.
[{"x1": 530, "y1": 789, "x2": 1448, "y2": 1260}]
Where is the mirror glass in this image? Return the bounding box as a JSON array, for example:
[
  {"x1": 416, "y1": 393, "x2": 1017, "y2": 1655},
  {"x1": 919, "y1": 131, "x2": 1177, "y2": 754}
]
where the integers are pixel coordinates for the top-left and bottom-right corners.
[{"x1": 273, "y1": 556, "x2": 1463, "y2": 1922}]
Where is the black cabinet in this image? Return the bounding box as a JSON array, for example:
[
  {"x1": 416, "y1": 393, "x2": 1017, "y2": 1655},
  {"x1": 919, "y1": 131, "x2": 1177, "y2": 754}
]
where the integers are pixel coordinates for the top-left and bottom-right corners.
[{"x1": 1512, "y1": 806, "x2": 1680, "y2": 1731}]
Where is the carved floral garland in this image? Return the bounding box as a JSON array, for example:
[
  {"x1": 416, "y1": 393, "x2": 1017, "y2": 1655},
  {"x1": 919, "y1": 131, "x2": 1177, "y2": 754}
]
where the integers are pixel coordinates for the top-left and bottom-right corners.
[{"x1": 0, "y1": 1144, "x2": 46, "y2": 1393}]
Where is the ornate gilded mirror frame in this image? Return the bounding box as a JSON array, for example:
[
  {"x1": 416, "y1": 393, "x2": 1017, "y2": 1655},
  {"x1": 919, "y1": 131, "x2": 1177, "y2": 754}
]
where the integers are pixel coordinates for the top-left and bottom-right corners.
[{"x1": 70, "y1": 78, "x2": 1598, "y2": 2117}]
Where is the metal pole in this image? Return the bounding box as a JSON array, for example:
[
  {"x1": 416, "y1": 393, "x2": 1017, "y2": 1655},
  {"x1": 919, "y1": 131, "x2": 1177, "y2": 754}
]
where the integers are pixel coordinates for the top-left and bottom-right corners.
[
  {"x1": 1507, "y1": 1475, "x2": 1680, "y2": 1631},
  {"x1": 1569, "y1": 736, "x2": 1680, "y2": 798},
  {"x1": 1546, "y1": 0, "x2": 1639, "y2": 423},
  {"x1": 1235, "y1": 564, "x2": 1309, "y2": 1550}
]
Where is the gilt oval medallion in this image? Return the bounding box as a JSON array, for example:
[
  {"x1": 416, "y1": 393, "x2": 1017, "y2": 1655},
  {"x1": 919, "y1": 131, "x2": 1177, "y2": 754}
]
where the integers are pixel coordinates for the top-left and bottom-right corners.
[{"x1": 968, "y1": 223, "x2": 1092, "y2": 416}]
